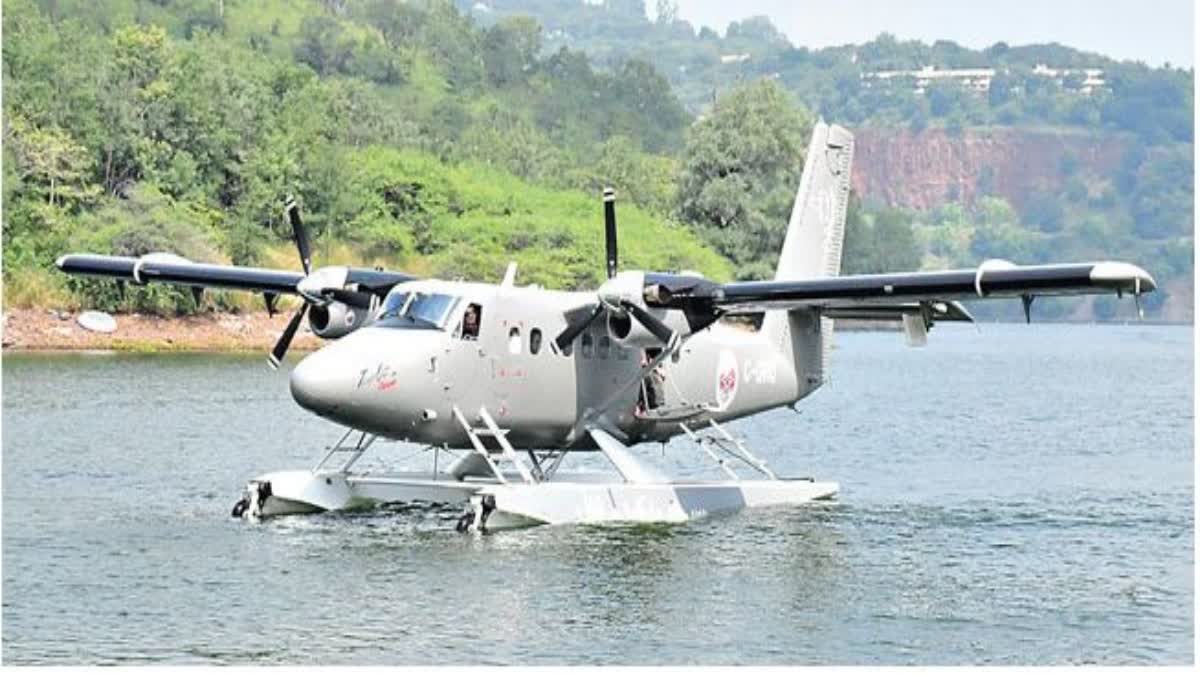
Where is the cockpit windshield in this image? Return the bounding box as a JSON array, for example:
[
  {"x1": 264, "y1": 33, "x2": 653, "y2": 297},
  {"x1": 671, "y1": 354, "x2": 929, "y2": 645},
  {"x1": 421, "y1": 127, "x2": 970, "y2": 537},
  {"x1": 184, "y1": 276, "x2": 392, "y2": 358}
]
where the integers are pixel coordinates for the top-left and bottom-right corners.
[{"x1": 375, "y1": 290, "x2": 460, "y2": 330}]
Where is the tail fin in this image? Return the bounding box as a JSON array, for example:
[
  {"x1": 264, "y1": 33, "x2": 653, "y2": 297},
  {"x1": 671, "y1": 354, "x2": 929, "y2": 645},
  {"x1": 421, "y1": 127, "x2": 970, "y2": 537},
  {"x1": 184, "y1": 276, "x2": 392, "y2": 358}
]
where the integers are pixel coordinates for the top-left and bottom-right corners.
[
  {"x1": 763, "y1": 120, "x2": 854, "y2": 399},
  {"x1": 774, "y1": 120, "x2": 854, "y2": 281}
]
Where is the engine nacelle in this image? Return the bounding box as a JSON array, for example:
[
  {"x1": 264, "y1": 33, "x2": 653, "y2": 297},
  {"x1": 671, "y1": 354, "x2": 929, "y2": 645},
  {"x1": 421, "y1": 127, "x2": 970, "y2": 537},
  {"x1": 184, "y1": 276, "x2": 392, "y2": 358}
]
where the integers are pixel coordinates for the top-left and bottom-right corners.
[
  {"x1": 605, "y1": 305, "x2": 689, "y2": 348},
  {"x1": 308, "y1": 301, "x2": 366, "y2": 339}
]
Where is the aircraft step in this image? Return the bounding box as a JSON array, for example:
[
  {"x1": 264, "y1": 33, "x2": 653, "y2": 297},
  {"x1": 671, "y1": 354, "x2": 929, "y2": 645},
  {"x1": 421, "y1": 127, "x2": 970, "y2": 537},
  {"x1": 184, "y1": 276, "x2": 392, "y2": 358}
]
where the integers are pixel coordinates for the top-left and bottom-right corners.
[
  {"x1": 635, "y1": 403, "x2": 709, "y2": 422},
  {"x1": 471, "y1": 427, "x2": 509, "y2": 437},
  {"x1": 451, "y1": 404, "x2": 535, "y2": 485}
]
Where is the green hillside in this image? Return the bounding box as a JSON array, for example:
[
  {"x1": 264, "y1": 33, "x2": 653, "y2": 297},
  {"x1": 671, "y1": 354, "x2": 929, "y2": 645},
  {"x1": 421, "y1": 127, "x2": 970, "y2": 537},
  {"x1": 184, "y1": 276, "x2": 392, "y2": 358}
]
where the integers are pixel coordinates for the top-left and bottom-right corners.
[
  {"x1": 2, "y1": 0, "x2": 715, "y2": 313},
  {"x1": 1, "y1": 0, "x2": 1191, "y2": 321}
]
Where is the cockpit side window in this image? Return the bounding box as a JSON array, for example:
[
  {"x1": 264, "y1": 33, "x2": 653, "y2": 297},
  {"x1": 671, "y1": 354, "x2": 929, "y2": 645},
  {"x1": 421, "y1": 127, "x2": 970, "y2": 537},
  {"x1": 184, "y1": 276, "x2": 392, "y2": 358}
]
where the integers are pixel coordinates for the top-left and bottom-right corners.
[
  {"x1": 378, "y1": 292, "x2": 410, "y2": 321},
  {"x1": 375, "y1": 290, "x2": 459, "y2": 330},
  {"x1": 581, "y1": 333, "x2": 594, "y2": 359},
  {"x1": 461, "y1": 303, "x2": 482, "y2": 340}
]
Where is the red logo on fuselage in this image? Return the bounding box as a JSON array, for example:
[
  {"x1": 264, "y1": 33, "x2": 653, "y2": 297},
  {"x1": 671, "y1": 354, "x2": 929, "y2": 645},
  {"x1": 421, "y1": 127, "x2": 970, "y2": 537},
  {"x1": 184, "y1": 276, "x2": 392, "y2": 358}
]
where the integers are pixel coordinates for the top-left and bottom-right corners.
[{"x1": 719, "y1": 368, "x2": 737, "y2": 395}]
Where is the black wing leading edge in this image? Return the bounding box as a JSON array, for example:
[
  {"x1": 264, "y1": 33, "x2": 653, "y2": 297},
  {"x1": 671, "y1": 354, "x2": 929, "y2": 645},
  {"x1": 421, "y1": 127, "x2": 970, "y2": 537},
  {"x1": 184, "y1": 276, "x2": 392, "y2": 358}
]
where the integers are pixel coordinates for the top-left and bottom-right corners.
[
  {"x1": 55, "y1": 253, "x2": 415, "y2": 299},
  {"x1": 56, "y1": 250, "x2": 417, "y2": 368},
  {"x1": 56, "y1": 254, "x2": 306, "y2": 295},
  {"x1": 711, "y1": 260, "x2": 1155, "y2": 314}
]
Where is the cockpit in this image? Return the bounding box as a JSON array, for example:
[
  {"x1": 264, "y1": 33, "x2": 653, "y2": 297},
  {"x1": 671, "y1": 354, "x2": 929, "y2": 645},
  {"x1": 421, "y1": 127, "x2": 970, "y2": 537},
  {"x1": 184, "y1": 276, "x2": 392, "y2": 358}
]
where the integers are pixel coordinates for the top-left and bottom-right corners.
[{"x1": 375, "y1": 289, "x2": 461, "y2": 330}]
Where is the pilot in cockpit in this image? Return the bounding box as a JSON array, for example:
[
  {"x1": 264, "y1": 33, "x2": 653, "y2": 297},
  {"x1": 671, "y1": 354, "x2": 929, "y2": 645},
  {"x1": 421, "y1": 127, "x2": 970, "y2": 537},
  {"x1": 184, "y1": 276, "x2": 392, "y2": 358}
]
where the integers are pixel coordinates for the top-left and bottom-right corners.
[{"x1": 461, "y1": 303, "x2": 481, "y2": 340}]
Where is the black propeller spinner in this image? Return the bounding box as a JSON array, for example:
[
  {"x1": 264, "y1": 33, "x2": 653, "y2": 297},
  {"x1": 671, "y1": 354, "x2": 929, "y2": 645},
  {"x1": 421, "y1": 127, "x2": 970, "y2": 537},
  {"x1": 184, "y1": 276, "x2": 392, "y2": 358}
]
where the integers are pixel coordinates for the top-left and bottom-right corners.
[{"x1": 553, "y1": 187, "x2": 678, "y2": 353}]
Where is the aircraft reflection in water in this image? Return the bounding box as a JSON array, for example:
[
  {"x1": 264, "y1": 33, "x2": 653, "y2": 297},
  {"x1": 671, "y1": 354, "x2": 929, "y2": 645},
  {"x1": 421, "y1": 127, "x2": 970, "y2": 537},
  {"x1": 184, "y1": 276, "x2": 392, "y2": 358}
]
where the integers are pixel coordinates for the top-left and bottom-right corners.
[{"x1": 57, "y1": 121, "x2": 1155, "y2": 532}]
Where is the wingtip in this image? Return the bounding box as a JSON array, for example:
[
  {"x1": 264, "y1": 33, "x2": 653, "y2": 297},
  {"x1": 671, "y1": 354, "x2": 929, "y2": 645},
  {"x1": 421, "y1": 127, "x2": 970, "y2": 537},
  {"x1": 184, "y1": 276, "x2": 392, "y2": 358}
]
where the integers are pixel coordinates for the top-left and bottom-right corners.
[
  {"x1": 55, "y1": 255, "x2": 69, "y2": 270},
  {"x1": 1090, "y1": 261, "x2": 1156, "y2": 293}
]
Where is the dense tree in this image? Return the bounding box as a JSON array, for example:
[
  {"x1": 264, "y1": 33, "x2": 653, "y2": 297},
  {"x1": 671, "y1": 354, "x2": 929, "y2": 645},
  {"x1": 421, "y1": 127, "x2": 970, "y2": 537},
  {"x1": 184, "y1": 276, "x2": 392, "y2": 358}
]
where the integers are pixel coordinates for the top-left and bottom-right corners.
[
  {"x1": 482, "y1": 15, "x2": 542, "y2": 87},
  {"x1": 676, "y1": 79, "x2": 812, "y2": 279},
  {"x1": 841, "y1": 196, "x2": 923, "y2": 274}
]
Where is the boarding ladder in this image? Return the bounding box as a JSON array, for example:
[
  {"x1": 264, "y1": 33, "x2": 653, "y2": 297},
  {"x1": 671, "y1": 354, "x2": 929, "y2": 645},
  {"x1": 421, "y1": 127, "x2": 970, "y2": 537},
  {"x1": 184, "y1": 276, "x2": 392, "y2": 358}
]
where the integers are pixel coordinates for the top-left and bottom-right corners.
[
  {"x1": 452, "y1": 405, "x2": 537, "y2": 484},
  {"x1": 678, "y1": 419, "x2": 777, "y2": 480}
]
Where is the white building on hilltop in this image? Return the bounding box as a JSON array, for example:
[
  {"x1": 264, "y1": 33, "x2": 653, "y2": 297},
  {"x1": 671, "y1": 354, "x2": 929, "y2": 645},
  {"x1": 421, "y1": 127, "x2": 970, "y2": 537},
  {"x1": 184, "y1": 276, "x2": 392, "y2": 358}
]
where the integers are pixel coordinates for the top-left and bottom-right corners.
[
  {"x1": 862, "y1": 65, "x2": 994, "y2": 95},
  {"x1": 1032, "y1": 63, "x2": 1107, "y2": 95}
]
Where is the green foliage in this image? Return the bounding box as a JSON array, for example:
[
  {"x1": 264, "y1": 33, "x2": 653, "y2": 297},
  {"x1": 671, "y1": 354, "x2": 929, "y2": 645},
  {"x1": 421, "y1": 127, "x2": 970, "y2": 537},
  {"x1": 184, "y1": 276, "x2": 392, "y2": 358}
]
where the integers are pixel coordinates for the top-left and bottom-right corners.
[
  {"x1": 64, "y1": 185, "x2": 227, "y2": 314},
  {"x1": 475, "y1": 2, "x2": 1192, "y2": 145},
  {"x1": 2, "y1": 0, "x2": 1191, "y2": 324},
  {"x1": 344, "y1": 146, "x2": 731, "y2": 289},
  {"x1": 676, "y1": 80, "x2": 812, "y2": 279},
  {"x1": 1129, "y1": 145, "x2": 1194, "y2": 239},
  {"x1": 482, "y1": 15, "x2": 542, "y2": 87},
  {"x1": 842, "y1": 197, "x2": 923, "y2": 274},
  {"x1": 566, "y1": 136, "x2": 678, "y2": 215},
  {"x1": 1, "y1": 0, "x2": 709, "y2": 314}
]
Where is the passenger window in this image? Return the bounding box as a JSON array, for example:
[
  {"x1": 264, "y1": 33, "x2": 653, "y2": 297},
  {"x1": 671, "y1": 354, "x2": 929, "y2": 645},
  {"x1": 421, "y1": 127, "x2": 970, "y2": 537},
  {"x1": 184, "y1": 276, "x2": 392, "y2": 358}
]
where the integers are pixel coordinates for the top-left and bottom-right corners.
[
  {"x1": 581, "y1": 333, "x2": 593, "y2": 359},
  {"x1": 597, "y1": 335, "x2": 610, "y2": 359},
  {"x1": 460, "y1": 303, "x2": 481, "y2": 340},
  {"x1": 508, "y1": 326, "x2": 521, "y2": 354},
  {"x1": 530, "y1": 328, "x2": 542, "y2": 355}
]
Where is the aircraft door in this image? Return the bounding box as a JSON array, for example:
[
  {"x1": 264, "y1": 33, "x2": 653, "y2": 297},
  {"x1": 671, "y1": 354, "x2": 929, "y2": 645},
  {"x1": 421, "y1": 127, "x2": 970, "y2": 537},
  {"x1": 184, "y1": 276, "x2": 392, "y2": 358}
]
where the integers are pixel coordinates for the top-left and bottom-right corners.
[
  {"x1": 439, "y1": 301, "x2": 487, "y2": 412},
  {"x1": 487, "y1": 316, "x2": 532, "y2": 423}
]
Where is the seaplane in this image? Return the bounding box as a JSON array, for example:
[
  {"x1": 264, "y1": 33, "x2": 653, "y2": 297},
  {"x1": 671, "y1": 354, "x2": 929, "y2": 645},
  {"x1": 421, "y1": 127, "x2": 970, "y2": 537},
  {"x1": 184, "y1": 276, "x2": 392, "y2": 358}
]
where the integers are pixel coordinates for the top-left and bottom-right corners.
[{"x1": 56, "y1": 122, "x2": 1156, "y2": 532}]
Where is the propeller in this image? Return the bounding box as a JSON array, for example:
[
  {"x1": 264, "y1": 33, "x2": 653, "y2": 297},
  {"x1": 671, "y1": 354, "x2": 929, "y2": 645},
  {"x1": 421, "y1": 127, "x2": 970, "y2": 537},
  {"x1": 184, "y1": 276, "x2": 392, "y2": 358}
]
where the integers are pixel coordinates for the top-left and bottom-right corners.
[
  {"x1": 553, "y1": 188, "x2": 679, "y2": 353},
  {"x1": 621, "y1": 299, "x2": 676, "y2": 345},
  {"x1": 268, "y1": 197, "x2": 385, "y2": 368},
  {"x1": 554, "y1": 303, "x2": 604, "y2": 352},
  {"x1": 286, "y1": 194, "x2": 312, "y2": 275},
  {"x1": 603, "y1": 187, "x2": 617, "y2": 280},
  {"x1": 269, "y1": 196, "x2": 313, "y2": 369},
  {"x1": 269, "y1": 301, "x2": 308, "y2": 369}
]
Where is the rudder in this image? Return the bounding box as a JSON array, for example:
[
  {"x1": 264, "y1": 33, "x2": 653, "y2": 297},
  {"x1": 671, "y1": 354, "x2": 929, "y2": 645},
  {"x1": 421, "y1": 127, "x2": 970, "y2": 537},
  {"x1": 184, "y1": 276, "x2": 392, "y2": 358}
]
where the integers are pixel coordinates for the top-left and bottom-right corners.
[{"x1": 762, "y1": 120, "x2": 854, "y2": 400}]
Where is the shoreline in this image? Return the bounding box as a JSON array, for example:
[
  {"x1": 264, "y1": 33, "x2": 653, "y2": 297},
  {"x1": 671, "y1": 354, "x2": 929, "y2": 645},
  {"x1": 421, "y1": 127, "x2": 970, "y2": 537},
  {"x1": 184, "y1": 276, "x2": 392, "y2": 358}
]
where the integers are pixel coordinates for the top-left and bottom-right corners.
[
  {"x1": 1, "y1": 307, "x2": 322, "y2": 353},
  {"x1": 1, "y1": 307, "x2": 1188, "y2": 354}
]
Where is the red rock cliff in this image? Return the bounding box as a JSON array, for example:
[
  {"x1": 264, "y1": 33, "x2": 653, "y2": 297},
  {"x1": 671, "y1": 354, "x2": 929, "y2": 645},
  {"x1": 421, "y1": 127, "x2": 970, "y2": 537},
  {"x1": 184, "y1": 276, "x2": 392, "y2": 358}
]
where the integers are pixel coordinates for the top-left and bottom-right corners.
[{"x1": 850, "y1": 127, "x2": 1132, "y2": 211}]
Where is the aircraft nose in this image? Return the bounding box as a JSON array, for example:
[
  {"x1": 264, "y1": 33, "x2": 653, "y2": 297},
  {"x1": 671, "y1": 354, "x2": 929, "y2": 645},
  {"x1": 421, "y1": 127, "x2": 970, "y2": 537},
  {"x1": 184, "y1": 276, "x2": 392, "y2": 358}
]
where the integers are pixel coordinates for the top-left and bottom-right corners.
[{"x1": 290, "y1": 348, "x2": 342, "y2": 415}]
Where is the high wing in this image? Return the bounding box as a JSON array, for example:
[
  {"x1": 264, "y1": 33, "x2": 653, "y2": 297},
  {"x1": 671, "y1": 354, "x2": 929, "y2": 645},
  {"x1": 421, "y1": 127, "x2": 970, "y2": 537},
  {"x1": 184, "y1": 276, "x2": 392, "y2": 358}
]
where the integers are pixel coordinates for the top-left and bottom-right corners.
[
  {"x1": 55, "y1": 253, "x2": 414, "y2": 302},
  {"x1": 57, "y1": 253, "x2": 304, "y2": 295},
  {"x1": 641, "y1": 259, "x2": 1155, "y2": 335},
  {"x1": 711, "y1": 260, "x2": 1155, "y2": 314},
  {"x1": 56, "y1": 250, "x2": 417, "y2": 368}
]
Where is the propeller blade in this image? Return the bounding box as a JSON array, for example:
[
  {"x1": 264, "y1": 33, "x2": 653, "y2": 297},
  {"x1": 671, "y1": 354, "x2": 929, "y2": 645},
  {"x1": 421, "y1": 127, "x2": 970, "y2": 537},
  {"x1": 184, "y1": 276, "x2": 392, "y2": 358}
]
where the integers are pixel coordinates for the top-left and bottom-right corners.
[
  {"x1": 268, "y1": 302, "x2": 308, "y2": 370},
  {"x1": 284, "y1": 195, "x2": 312, "y2": 275},
  {"x1": 603, "y1": 187, "x2": 617, "y2": 280},
  {"x1": 554, "y1": 303, "x2": 604, "y2": 352},
  {"x1": 326, "y1": 288, "x2": 376, "y2": 310},
  {"x1": 621, "y1": 299, "x2": 677, "y2": 345}
]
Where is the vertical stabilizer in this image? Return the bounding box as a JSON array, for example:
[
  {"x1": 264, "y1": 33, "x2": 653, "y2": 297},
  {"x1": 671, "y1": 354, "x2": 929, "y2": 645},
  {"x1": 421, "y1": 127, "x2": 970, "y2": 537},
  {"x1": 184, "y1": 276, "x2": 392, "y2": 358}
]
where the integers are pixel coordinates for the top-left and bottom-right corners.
[
  {"x1": 763, "y1": 121, "x2": 854, "y2": 400},
  {"x1": 774, "y1": 120, "x2": 854, "y2": 281}
]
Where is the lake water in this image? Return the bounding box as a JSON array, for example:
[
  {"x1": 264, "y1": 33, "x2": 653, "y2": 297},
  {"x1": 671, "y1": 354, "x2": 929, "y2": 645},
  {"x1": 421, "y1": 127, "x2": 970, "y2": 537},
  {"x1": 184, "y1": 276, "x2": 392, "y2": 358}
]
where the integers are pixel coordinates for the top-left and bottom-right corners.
[{"x1": 2, "y1": 324, "x2": 1193, "y2": 664}]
